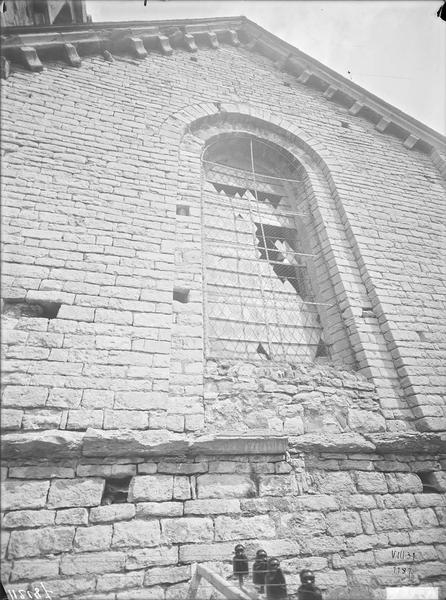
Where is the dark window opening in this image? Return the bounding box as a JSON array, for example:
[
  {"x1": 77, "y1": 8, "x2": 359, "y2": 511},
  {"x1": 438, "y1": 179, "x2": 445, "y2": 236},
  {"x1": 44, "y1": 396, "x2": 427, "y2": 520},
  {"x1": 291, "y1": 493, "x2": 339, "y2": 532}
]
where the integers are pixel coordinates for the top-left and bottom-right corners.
[
  {"x1": 417, "y1": 472, "x2": 441, "y2": 494},
  {"x1": 210, "y1": 182, "x2": 282, "y2": 208},
  {"x1": 255, "y1": 223, "x2": 307, "y2": 297},
  {"x1": 176, "y1": 205, "x2": 190, "y2": 216},
  {"x1": 2, "y1": 299, "x2": 61, "y2": 319},
  {"x1": 315, "y1": 338, "x2": 329, "y2": 358},
  {"x1": 257, "y1": 343, "x2": 270, "y2": 360},
  {"x1": 341, "y1": 121, "x2": 350, "y2": 129},
  {"x1": 361, "y1": 307, "x2": 375, "y2": 318},
  {"x1": 173, "y1": 288, "x2": 190, "y2": 303},
  {"x1": 101, "y1": 477, "x2": 131, "y2": 505}
]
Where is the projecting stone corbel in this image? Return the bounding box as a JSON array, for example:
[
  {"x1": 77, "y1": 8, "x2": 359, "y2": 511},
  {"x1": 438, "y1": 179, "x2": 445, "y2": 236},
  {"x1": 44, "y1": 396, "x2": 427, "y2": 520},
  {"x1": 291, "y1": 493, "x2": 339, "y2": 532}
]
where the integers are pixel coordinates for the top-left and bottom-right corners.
[
  {"x1": 375, "y1": 116, "x2": 392, "y2": 132},
  {"x1": 225, "y1": 29, "x2": 240, "y2": 46},
  {"x1": 348, "y1": 100, "x2": 364, "y2": 115},
  {"x1": 204, "y1": 31, "x2": 219, "y2": 49},
  {"x1": 403, "y1": 134, "x2": 420, "y2": 150},
  {"x1": 1, "y1": 56, "x2": 10, "y2": 79},
  {"x1": 157, "y1": 34, "x2": 173, "y2": 55},
  {"x1": 323, "y1": 85, "x2": 338, "y2": 99},
  {"x1": 103, "y1": 50, "x2": 114, "y2": 62},
  {"x1": 126, "y1": 37, "x2": 148, "y2": 59},
  {"x1": 62, "y1": 43, "x2": 81, "y2": 67},
  {"x1": 274, "y1": 53, "x2": 291, "y2": 71},
  {"x1": 18, "y1": 46, "x2": 43, "y2": 72},
  {"x1": 184, "y1": 33, "x2": 198, "y2": 52},
  {"x1": 297, "y1": 69, "x2": 312, "y2": 84}
]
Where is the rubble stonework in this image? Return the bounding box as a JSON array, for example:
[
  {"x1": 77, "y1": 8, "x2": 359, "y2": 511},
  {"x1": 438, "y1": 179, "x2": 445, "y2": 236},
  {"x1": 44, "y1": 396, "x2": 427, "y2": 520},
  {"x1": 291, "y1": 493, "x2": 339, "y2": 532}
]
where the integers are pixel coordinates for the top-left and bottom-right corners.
[{"x1": 1, "y1": 13, "x2": 446, "y2": 600}]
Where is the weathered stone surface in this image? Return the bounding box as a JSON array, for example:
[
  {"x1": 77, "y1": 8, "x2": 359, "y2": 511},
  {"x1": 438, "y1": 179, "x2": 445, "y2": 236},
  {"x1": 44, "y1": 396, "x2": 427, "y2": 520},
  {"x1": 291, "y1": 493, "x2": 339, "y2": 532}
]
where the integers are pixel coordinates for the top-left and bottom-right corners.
[
  {"x1": 48, "y1": 478, "x2": 104, "y2": 508},
  {"x1": 173, "y1": 475, "x2": 192, "y2": 500},
  {"x1": 259, "y1": 474, "x2": 296, "y2": 496},
  {"x1": 10, "y1": 557, "x2": 60, "y2": 581},
  {"x1": 179, "y1": 541, "x2": 235, "y2": 563},
  {"x1": 9, "y1": 465, "x2": 75, "y2": 479},
  {"x1": 29, "y1": 576, "x2": 96, "y2": 598},
  {"x1": 348, "y1": 409, "x2": 386, "y2": 433},
  {"x1": 61, "y1": 551, "x2": 126, "y2": 576},
  {"x1": 327, "y1": 511, "x2": 363, "y2": 535},
  {"x1": 74, "y1": 525, "x2": 112, "y2": 552},
  {"x1": 2, "y1": 480, "x2": 49, "y2": 510},
  {"x1": 184, "y1": 498, "x2": 240, "y2": 515},
  {"x1": 289, "y1": 433, "x2": 376, "y2": 453},
  {"x1": 8, "y1": 527, "x2": 75, "y2": 558},
  {"x1": 314, "y1": 471, "x2": 356, "y2": 494},
  {"x1": 144, "y1": 565, "x2": 191, "y2": 587},
  {"x1": 2, "y1": 430, "x2": 83, "y2": 459},
  {"x1": 112, "y1": 520, "x2": 160, "y2": 548},
  {"x1": 356, "y1": 471, "x2": 388, "y2": 494},
  {"x1": 136, "y1": 502, "x2": 183, "y2": 518},
  {"x1": 385, "y1": 472, "x2": 423, "y2": 493},
  {"x1": 2, "y1": 509, "x2": 55, "y2": 529},
  {"x1": 55, "y1": 508, "x2": 88, "y2": 525},
  {"x1": 126, "y1": 546, "x2": 178, "y2": 570},
  {"x1": 162, "y1": 517, "x2": 214, "y2": 543},
  {"x1": 158, "y1": 462, "x2": 207, "y2": 475},
  {"x1": 197, "y1": 474, "x2": 255, "y2": 498},
  {"x1": 371, "y1": 509, "x2": 411, "y2": 531},
  {"x1": 83, "y1": 429, "x2": 188, "y2": 457},
  {"x1": 90, "y1": 504, "x2": 136, "y2": 523},
  {"x1": 215, "y1": 515, "x2": 275, "y2": 541},
  {"x1": 368, "y1": 432, "x2": 446, "y2": 454},
  {"x1": 129, "y1": 475, "x2": 173, "y2": 502},
  {"x1": 96, "y1": 571, "x2": 144, "y2": 592},
  {"x1": 407, "y1": 507, "x2": 439, "y2": 528}
]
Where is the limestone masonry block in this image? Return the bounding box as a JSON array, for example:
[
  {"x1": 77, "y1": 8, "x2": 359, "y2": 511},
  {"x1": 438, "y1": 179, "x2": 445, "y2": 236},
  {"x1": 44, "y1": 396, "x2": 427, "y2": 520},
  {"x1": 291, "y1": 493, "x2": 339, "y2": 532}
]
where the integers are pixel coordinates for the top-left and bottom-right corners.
[
  {"x1": 60, "y1": 551, "x2": 126, "y2": 576},
  {"x1": 326, "y1": 511, "x2": 363, "y2": 536},
  {"x1": 74, "y1": 524, "x2": 112, "y2": 552},
  {"x1": 385, "y1": 472, "x2": 423, "y2": 493},
  {"x1": 8, "y1": 526, "x2": 75, "y2": 558},
  {"x1": 55, "y1": 508, "x2": 88, "y2": 526},
  {"x1": 197, "y1": 474, "x2": 256, "y2": 498},
  {"x1": 90, "y1": 504, "x2": 136, "y2": 523},
  {"x1": 184, "y1": 498, "x2": 241, "y2": 515},
  {"x1": 112, "y1": 520, "x2": 161, "y2": 548},
  {"x1": 161, "y1": 517, "x2": 214, "y2": 543},
  {"x1": 11, "y1": 557, "x2": 60, "y2": 582},
  {"x1": 2, "y1": 509, "x2": 55, "y2": 529},
  {"x1": 371, "y1": 509, "x2": 411, "y2": 531},
  {"x1": 215, "y1": 515, "x2": 276, "y2": 541},
  {"x1": 125, "y1": 546, "x2": 178, "y2": 570},
  {"x1": 48, "y1": 478, "x2": 105, "y2": 508},
  {"x1": 129, "y1": 475, "x2": 173, "y2": 502},
  {"x1": 2, "y1": 480, "x2": 49, "y2": 511},
  {"x1": 356, "y1": 472, "x2": 388, "y2": 494},
  {"x1": 136, "y1": 502, "x2": 183, "y2": 518}
]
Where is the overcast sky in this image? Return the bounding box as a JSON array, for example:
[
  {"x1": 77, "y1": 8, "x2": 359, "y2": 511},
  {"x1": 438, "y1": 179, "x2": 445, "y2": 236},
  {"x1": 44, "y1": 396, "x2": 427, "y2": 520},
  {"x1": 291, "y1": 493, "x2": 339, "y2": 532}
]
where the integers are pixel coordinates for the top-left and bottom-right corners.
[{"x1": 86, "y1": 1, "x2": 445, "y2": 134}]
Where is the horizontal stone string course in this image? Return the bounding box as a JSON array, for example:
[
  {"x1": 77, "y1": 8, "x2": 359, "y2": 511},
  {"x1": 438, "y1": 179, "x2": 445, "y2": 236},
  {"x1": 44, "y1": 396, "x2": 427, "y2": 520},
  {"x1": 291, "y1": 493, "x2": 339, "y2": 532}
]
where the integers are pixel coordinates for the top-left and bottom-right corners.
[{"x1": 1, "y1": 453, "x2": 445, "y2": 597}]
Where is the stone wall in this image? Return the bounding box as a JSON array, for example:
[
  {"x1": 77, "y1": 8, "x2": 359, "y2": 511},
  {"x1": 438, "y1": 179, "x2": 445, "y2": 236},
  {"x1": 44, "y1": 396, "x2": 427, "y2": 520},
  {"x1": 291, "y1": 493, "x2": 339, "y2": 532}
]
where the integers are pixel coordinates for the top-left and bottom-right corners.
[{"x1": 2, "y1": 449, "x2": 445, "y2": 599}]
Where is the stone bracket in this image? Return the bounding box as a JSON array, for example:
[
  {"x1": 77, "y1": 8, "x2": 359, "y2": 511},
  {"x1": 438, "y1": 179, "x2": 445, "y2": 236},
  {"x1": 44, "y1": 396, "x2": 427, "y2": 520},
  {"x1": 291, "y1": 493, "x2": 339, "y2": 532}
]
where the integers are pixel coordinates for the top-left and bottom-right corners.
[
  {"x1": 125, "y1": 36, "x2": 148, "y2": 59},
  {"x1": 323, "y1": 84, "x2": 338, "y2": 99},
  {"x1": 375, "y1": 116, "x2": 392, "y2": 133},
  {"x1": 297, "y1": 69, "x2": 312, "y2": 84},
  {"x1": 403, "y1": 134, "x2": 420, "y2": 150},
  {"x1": 349, "y1": 100, "x2": 364, "y2": 115},
  {"x1": 184, "y1": 33, "x2": 198, "y2": 52},
  {"x1": 157, "y1": 34, "x2": 173, "y2": 55},
  {"x1": 17, "y1": 46, "x2": 43, "y2": 72},
  {"x1": 1, "y1": 55, "x2": 10, "y2": 79},
  {"x1": 62, "y1": 42, "x2": 81, "y2": 67},
  {"x1": 204, "y1": 31, "x2": 219, "y2": 49}
]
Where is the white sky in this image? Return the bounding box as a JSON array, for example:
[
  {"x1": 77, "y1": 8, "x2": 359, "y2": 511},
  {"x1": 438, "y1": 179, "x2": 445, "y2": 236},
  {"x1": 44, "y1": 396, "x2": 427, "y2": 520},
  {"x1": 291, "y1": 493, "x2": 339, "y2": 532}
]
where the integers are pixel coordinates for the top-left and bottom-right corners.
[{"x1": 86, "y1": 1, "x2": 445, "y2": 134}]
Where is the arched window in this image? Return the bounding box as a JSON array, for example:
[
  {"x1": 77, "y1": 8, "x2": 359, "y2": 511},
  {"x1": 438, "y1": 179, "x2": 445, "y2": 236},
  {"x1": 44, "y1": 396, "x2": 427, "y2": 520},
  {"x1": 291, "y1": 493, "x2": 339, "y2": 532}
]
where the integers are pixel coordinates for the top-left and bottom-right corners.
[{"x1": 201, "y1": 133, "x2": 329, "y2": 362}]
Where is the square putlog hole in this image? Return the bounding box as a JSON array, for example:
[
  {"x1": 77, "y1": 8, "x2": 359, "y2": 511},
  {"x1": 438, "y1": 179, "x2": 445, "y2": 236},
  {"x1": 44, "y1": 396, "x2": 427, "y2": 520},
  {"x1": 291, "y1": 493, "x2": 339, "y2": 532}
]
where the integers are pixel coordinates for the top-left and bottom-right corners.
[
  {"x1": 176, "y1": 205, "x2": 190, "y2": 216},
  {"x1": 101, "y1": 477, "x2": 132, "y2": 505},
  {"x1": 173, "y1": 288, "x2": 190, "y2": 303}
]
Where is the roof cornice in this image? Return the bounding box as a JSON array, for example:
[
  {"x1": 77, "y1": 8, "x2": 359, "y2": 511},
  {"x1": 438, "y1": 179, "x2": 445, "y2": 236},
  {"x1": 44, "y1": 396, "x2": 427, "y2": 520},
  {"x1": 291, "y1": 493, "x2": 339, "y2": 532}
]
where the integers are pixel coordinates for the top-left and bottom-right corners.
[{"x1": 1, "y1": 15, "x2": 445, "y2": 155}]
